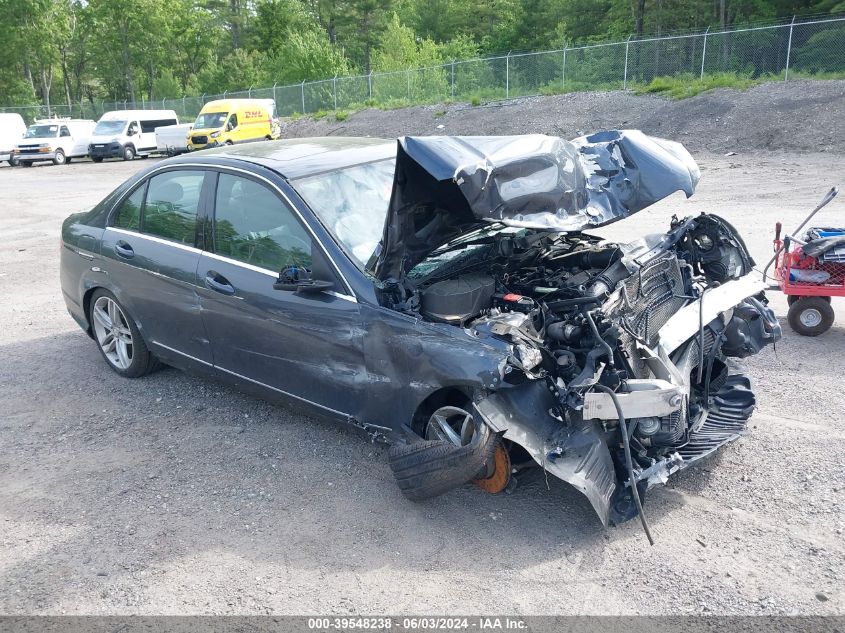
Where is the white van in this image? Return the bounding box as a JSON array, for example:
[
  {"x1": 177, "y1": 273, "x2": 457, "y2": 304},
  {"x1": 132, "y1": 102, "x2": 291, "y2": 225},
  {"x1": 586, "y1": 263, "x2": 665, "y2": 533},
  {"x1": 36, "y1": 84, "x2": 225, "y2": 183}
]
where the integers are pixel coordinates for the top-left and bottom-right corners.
[
  {"x1": 13, "y1": 118, "x2": 96, "y2": 167},
  {"x1": 0, "y1": 113, "x2": 27, "y2": 165},
  {"x1": 88, "y1": 109, "x2": 178, "y2": 162}
]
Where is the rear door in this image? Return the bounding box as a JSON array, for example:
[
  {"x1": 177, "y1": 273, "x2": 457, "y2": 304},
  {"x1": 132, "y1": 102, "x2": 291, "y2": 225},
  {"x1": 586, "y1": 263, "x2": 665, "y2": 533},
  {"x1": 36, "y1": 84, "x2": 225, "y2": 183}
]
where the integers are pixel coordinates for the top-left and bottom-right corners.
[
  {"x1": 139, "y1": 117, "x2": 175, "y2": 153},
  {"x1": 197, "y1": 169, "x2": 366, "y2": 418},
  {"x1": 100, "y1": 168, "x2": 214, "y2": 365}
]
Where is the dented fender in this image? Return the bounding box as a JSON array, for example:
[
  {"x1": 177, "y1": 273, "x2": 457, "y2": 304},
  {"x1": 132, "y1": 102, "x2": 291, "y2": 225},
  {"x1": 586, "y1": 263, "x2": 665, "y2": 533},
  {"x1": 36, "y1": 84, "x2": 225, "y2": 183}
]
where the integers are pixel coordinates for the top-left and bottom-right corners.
[{"x1": 473, "y1": 381, "x2": 618, "y2": 526}]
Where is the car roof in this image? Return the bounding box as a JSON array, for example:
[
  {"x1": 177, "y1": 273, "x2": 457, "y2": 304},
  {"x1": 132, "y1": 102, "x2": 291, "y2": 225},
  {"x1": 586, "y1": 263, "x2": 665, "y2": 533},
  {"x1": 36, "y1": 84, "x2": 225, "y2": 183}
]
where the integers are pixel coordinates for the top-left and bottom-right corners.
[{"x1": 172, "y1": 136, "x2": 396, "y2": 180}]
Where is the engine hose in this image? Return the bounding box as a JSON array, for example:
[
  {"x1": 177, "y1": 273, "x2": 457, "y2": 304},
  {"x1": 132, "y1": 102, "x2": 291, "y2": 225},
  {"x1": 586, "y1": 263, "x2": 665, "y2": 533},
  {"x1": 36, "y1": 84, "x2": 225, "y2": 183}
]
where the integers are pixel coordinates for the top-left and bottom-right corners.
[
  {"x1": 591, "y1": 384, "x2": 655, "y2": 546},
  {"x1": 586, "y1": 310, "x2": 614, "y2": 368}
]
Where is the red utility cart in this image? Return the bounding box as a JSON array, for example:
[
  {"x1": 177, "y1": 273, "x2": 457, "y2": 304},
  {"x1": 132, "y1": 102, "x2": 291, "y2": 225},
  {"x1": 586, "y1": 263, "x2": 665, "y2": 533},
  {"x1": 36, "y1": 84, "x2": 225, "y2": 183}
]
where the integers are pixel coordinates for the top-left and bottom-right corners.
[{"x1": 771, "y1": 222, "x2": 844, "y2": 336}]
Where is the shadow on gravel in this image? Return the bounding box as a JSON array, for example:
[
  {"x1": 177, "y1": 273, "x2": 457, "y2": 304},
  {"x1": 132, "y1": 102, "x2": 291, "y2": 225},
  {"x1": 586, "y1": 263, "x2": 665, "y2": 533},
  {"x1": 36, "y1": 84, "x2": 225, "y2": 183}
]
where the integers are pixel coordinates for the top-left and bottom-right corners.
[{"x1": 0, "y1": 331, "x2": 683, "y2": 610}]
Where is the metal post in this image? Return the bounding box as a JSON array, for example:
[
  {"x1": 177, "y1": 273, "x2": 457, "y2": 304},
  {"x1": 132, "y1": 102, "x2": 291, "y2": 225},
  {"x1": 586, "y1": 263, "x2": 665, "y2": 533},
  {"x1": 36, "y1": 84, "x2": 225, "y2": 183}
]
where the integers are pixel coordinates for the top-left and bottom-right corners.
[
  {"x1": 451, "y1": 60, "x2": 455, "y2": 98},
  {"x1": 248, "y1": 85, "x2": 252, "y2": 98},
  {"x1": 407, "y1": 68, "x2": 411, "y2": 100},
  {"x1": 505, "y1": 52, "x2": 510, "y2": 99},
  {"x1": 333, "y1": 76, "x2": 338, "y2": 110},
  {"x1": 785, "y1": 15, "x2": 796, "y2": 81},
  {"x1": 142, "y1": 94, "x2": 145, "y2": 109},
  {"x1": 223, "y1": 90, "x2": 227, "y2": 99},
  {"x1": 700, "y1": 27, "x2": 709, "y2": 80},
  {"x1": 301, "y1": 80, "x2": 306, "y2": 113},
  {"x1": 562, "y1": 48, "x2": 566, "y2": 90},
  {"x1": 273, "y1": 83, "x2": 277, "y2": 105},
  {"x1": 182, "y1": 95, "x2": 186, "y2": 117},
  {"x1": 623, "y1": 35, "x2": 631, "y2": 90},
  {"x1": 162, "y1": 98, "x2": 166, "y2": 109},
  {"x1": 368, "y1": 71, "x2": 373, "y2": 99}
]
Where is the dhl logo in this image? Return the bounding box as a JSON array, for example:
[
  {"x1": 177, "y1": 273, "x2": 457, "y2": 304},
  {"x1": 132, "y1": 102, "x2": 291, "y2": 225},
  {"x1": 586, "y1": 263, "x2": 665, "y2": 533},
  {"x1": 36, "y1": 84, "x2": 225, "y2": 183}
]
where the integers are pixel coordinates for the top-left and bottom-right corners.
[{"x1": 244, "y1": 110, "x2": 268, "y2": 120}]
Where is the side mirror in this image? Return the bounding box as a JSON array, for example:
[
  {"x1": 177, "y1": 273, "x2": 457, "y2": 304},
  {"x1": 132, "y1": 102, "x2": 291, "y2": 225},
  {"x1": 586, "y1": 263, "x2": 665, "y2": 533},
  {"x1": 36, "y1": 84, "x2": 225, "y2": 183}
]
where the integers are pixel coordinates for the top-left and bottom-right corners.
[{"x1": 273, "y1": 264, "x2": 334, "y2": 294}]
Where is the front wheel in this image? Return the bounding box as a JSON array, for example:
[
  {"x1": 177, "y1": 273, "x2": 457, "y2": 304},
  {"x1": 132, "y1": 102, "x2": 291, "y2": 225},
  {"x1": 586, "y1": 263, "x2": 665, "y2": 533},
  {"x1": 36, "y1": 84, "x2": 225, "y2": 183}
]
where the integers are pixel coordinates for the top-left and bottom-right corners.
[
  {"x1": 788, "y1": 296, "x2": 834, "y2": 336},
  {"x1": 8, "y1": 155, "x2": 20, "y2": 167},
  {"x1": 91, "y1": 156, "x2": 103, "y2": 163},
  {"x1": 122, "y1": 145, "x2": 135, "y2": 161},
  {"x1": 89, "y1": 289, "x2": 160, "y2": 377},
  {"x1": 53, "y1": 149, "x2": 66, "y2": 165}
]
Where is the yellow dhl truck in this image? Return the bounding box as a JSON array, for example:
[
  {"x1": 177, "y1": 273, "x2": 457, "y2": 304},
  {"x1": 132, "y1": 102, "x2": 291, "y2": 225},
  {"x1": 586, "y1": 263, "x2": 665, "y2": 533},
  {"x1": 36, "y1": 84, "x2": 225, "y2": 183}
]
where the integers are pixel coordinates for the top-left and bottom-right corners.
[{"x1": 188, "y1": 99, "x2": 280, "y2": 151}]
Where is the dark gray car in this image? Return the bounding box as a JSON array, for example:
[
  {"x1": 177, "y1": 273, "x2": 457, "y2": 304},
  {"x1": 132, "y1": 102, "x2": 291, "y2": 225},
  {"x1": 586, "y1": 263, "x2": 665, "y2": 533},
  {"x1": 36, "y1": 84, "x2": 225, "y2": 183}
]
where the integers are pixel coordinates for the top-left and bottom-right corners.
[{"x1": 60, "y1": 134, "x2": 780, "y2": 538}]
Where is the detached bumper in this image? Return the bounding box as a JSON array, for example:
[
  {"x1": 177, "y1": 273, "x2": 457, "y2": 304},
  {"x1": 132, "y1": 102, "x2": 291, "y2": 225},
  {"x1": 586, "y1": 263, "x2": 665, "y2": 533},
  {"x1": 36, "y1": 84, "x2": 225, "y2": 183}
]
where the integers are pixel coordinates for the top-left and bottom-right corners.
[{"x1": 89, "y1": 142, "x2": 123, "y2": 158}]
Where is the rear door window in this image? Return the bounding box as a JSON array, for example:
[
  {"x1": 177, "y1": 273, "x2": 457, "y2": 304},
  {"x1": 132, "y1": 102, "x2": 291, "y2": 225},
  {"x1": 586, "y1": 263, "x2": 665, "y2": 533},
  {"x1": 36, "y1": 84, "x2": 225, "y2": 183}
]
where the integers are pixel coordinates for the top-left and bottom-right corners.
[
  {"x1": 142, "y1": 170, "x2": 206, "y2": 245},
  {"x1": 112, "y1": 184, "x2": 146, "y2": 231},
  {"x1": 213, "y1": 173, "x2": 312, "y2": 271}
]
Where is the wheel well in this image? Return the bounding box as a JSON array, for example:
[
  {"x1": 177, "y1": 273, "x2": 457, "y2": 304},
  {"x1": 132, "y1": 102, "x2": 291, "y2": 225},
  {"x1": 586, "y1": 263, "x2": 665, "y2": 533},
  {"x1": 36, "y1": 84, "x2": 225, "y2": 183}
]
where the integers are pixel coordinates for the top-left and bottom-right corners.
[
  {"x1": 82, "y1": 286, "x2": 100, "y2": 333},
  {"x1": 410, "y1": 387, "x2": 472, "y2": 436}
]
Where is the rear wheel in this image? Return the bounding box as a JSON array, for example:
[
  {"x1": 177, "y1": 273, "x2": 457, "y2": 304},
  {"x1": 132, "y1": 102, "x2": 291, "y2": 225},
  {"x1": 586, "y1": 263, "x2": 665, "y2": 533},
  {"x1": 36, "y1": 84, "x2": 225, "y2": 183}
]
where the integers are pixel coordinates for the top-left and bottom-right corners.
[
  {"x1": 52, "y1": 149, "x2": 66, "y2": 165},
  {"x1": 21, "y1": 161, "x2": 33, "y2": 167},
  {"x1": 91, "y1": 156, "x2": 103, "y2": 163},
  {"x1": 89, "y1": 289, "x2": 160, "y2": 377},
  {"x1": 9, "y1": 155, "x2": 19, "y2": 167},
  {"x1": 788, "y1": 296, "x2": 834, "y2": 336}
]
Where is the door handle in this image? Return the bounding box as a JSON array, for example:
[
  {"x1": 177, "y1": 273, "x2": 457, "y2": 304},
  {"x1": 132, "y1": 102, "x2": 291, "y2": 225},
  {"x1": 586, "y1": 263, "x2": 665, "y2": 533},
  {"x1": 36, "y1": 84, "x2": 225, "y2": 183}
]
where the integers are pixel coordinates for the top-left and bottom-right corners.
[
  {"x1": 114, "y1": 240, "x2": 134, "y2": 259},
  {"x1": 205, "y1": 271, "x2": 235, "y2": 295}
]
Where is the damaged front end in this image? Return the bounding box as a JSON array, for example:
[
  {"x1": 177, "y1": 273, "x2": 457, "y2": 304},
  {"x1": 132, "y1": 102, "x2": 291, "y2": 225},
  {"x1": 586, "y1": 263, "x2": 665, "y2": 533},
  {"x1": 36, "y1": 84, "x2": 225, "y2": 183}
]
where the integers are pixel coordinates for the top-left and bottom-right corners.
[{"x1": 380, "y1": 131, "x2": 780, "y2": 529}]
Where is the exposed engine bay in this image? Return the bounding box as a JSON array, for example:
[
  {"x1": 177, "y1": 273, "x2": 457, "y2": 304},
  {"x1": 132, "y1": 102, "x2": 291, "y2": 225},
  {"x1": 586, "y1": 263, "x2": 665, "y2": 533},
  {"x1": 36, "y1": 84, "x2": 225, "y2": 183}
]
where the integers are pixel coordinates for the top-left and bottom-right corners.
[
  {"x1": 373, "y1": 132, "x2": 780, "y2": 538},
  {"x1": 381, "y1": 214, "x2": 780, "y2": 533}
]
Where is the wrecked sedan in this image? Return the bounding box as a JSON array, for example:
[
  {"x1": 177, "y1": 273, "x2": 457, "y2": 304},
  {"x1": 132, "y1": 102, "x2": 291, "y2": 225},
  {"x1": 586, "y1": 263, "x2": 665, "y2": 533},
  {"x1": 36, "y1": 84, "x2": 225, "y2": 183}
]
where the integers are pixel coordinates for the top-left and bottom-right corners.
[{"x1": 60, "y1": 133, "x2": 780, "y2": 533}]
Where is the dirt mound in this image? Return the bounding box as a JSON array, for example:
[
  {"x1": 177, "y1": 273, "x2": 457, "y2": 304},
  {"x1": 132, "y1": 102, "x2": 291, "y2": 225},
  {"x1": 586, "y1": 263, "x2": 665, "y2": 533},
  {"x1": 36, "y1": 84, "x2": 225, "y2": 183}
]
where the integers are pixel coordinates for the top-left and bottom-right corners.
[{"x1": 279, "y1": 79, "x2": 845, "y2": 154}]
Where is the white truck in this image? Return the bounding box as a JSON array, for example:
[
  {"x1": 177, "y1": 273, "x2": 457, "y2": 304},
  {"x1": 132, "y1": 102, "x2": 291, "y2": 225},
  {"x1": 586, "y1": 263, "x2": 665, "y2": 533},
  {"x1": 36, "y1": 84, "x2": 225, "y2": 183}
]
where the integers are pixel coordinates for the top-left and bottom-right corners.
[
  {"x1": 88, "y1": 109, "x2": 178, "y2": 162},
  {"x1": 13, "y1": 118, "x2": 96, "y2": 167},
  {"x1": 0, "y1": 113, "x2": 27, "y2": 166},
  {"x1": 155, "y1": 122, "x2": 192, "y2": 156}
]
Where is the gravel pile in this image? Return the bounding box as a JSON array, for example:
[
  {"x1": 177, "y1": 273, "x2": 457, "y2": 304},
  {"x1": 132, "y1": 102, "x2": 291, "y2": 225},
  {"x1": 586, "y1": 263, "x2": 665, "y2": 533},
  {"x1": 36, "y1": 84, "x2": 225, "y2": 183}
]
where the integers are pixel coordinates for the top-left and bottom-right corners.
[{"x1": 279, "y1": 79, "x2": 845, "y2": 153}]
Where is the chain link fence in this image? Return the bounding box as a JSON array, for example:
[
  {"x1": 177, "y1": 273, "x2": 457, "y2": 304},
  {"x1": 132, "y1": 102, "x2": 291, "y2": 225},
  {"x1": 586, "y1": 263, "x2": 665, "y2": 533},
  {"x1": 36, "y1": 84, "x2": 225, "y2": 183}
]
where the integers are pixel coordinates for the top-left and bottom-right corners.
[{"x1": 3, "y1": 15, "x2": 844, "y2": 124}]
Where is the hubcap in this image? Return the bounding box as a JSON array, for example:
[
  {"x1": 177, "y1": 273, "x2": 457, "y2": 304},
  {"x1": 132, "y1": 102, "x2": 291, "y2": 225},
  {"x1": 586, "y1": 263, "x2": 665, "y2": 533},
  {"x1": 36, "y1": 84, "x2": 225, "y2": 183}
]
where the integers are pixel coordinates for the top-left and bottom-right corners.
[
  {"x1": 92, "y1": 296, "x2": 134, "y2": 369},
  {"x1": 799, "y1": 308, "x2": 822, "y2": 328}
]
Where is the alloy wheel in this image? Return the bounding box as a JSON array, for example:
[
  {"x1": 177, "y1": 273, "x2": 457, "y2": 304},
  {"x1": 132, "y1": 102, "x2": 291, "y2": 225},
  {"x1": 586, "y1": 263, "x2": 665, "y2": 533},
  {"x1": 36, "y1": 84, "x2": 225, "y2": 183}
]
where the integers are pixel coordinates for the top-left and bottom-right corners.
[
  {"x1": 91, "y1": 296, "x2": 134, "y2": 370},
  {"x1": 426, "y1": 406, "x2": 478, "y2": 446}
]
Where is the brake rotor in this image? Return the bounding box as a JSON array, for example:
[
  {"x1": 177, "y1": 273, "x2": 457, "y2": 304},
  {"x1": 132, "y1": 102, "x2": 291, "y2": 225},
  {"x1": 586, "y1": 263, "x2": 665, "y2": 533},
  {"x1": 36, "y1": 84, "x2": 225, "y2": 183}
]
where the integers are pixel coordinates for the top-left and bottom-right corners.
[{"x1": 472, "y1": 440, "x2": 511, "y2": 494}]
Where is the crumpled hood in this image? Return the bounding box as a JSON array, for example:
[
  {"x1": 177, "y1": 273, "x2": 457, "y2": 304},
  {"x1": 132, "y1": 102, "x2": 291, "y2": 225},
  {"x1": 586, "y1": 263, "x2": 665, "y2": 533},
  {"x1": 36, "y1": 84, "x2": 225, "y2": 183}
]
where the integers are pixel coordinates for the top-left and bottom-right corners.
[{"x1": 372, "y1": 130, "x2": 700, "y2": 281}]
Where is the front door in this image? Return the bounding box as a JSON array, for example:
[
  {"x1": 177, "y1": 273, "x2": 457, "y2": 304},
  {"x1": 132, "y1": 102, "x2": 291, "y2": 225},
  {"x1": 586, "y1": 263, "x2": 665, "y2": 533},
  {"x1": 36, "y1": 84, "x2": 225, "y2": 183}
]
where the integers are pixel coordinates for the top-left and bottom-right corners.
[
  {"x1": 197, "y1": 171, "x2": 366, "y2": 419},
  {"x1": 100, "y1": 168, "x2": 213, "y2": 364}
]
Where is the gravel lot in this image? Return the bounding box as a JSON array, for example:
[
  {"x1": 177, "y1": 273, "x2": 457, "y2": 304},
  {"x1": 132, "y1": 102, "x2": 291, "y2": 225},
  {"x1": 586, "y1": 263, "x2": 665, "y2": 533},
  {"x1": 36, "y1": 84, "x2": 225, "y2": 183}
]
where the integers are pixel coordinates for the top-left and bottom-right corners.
[{"x1": 1, "y1": 89, "x2": 844, "y2": 615}]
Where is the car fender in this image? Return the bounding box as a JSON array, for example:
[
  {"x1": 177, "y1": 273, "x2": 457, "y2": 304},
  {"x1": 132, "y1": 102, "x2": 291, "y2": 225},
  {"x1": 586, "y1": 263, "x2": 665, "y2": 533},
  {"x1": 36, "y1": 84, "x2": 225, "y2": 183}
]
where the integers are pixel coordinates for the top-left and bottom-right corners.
[{"x1": 474, "y1": 380, "x2": 618, "y2": 526}]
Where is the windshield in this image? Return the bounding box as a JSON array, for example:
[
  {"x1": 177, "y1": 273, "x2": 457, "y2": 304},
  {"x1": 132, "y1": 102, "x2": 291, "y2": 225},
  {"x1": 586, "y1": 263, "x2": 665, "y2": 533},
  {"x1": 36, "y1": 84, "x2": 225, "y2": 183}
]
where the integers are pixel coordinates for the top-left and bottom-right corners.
[
  {"x1": 194, "y1": 112, "x2": 228, "y2": 129},
  {"x1": 93, "y1": 120, "x2": 126, "y2": 136},
  {"x1": 293, "y1": 158, "x2": 395, "y2": 269},
  {"x1": 24, "y1": 124, "x2": 59, "y2": 138}
]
